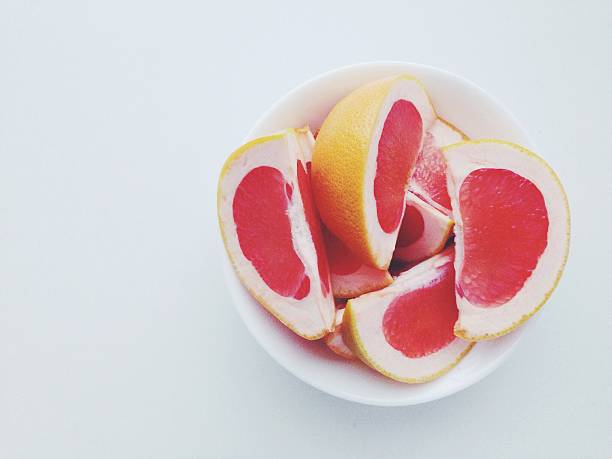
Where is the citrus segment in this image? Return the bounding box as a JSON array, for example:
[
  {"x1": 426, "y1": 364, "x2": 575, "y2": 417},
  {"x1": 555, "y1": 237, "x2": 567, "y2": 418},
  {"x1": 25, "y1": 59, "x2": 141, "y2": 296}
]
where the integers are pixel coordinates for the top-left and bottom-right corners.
[
  {"x1": 444, "y1": 140, "x2": 570, "y2": 340},
  {"x1": 342, "y1": 249, "x2": 474, "y2": 383},
  {"x1": 218, "y1": 130, "x2": 335, "y2": 339}
]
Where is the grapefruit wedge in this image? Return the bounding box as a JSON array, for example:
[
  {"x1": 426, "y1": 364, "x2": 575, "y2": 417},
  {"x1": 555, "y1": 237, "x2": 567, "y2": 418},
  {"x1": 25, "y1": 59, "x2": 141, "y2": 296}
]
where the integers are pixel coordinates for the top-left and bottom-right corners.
[
  {"x1": 324, "y1": 308, "x2": 355, "y2": 359},
  {"x1": 410, "y1": 118, "x2": 467, "y2": 213},
  {"x1": 444, "y1": 140, "x2": 570, "y2": 340},
  {"x1": 393, "y1": 118, "x2": 463, "y2": 263},
  {"x1": 324, "y1": 227, "x2": 393, "y2": 299},
  {"x1": 217, "y1": 129, "x2": 335, "y2": 339},
  {"x1": 312, "y1": 75, "x2": 436, "y2": 269},
  {"x1": 394, "y1": 192, "x2": 453, "y2": 263},
  {"x1": 343, "y1": 248, "x2": 474, "y2": 383}
]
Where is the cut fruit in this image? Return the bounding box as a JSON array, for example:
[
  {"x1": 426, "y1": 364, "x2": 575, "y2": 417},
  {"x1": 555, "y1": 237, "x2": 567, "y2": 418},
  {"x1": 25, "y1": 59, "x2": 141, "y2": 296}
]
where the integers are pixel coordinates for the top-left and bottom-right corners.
[
  {"x1": 312, "y1": 75, "x2": 436, "y2": 270},
  {"x1": 410, "y1": 118, "x2": 466, "y2": 213},
  {"x1": 324, "y1": 227, "x2": 393, "y2": 298},
  {"x1": 394, "y1": 192, "x2": 453, "y2": 263},
  {"x1": 217, "y1": 130, "x2": 335, "y2": 339},
  {"x1": 444, "y1": 140, "x2": 570, "y2": 340},
  {"x1": 324, "y1": 308, "x2": 355, "y2": 359},
  {"x1": 343, "y1": 248, "x2": 474, "y2": 383}
]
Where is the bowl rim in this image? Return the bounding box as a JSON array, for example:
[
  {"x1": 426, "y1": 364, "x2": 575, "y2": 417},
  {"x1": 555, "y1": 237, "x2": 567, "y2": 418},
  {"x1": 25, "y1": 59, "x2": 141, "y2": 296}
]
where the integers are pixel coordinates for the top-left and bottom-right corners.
[{"x1": 226, "y1": 61, "x2": 536, "y2": 406}]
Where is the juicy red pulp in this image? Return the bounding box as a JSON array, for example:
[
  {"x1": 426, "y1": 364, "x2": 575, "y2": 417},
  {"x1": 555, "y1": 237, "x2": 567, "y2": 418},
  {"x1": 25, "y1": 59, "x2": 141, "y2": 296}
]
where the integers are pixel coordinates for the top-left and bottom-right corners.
[
  {"x1": 374, "y1": 100, "x2": 423, "y2": 233},
  {"x1": 458, "y1": 168, "x2": 549, "y2": 307},
  {"x1": 383, "y1": 259, "x2": 457, "y2": 358},
  {"x1": 396, "y1": 202, "x2": 425, "y2": 248},
  {"x1": 410, "y1": 133, "x2": 452, "y2": 211},
  {"x1": 323, "y1": 228, "x2": 362, "y2": 276},
  {"x1": 233, "y1": 166, "x2": 310, "y2": 299}
]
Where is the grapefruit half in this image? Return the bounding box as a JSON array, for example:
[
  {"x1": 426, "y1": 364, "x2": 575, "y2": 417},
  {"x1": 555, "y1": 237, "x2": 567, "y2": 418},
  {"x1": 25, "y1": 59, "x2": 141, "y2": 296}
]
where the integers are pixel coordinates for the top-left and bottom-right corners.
[
  {"x1": 343, "y1": 248, "x2": 474, "y2": 383},
  {"x1": 218, "y1": 130, "x2": 335, "y2": 339},
  {"x1": 444, "y1": 140, "x2": 570, "y2": 340},
  {"x1": 312, "y1": 75, "x2": 436, "y2": 269}
]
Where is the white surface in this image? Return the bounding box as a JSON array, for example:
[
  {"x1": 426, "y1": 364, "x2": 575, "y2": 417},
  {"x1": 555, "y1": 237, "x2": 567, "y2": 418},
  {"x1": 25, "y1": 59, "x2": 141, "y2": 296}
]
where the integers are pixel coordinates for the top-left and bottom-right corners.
[
  {"x1": 0, "y1": 0, "x2": 610, "y2": 457},
  {"x1": 234, "y1": 62, "x2": 536, "y2": 405}
]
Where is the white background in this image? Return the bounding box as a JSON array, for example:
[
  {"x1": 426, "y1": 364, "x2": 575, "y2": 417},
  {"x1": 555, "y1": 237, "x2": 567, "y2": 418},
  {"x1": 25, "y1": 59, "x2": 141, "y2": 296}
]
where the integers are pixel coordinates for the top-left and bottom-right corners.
[{"x1": 1, "y1": 1, "x2": 611, "y2": 458}]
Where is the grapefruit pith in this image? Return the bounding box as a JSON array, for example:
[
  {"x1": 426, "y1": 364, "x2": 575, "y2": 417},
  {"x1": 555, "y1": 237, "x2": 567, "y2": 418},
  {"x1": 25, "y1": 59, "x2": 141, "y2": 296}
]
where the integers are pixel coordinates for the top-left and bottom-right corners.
[
  {"x1": 324, "y1": 308, "x2": 355, "y2": 359},
  {"x1": 218, "y1": 130, "x2": 335, "y2": 339},
  {"x1": 444, "y1": 140, "x2": 570, "y2": 340},
  {"x1": 312, "y1": 75, "x2": 436, "y2": 270},
  {"x1": 343, "y1": 248, "x2": 474, "y2": 383}
]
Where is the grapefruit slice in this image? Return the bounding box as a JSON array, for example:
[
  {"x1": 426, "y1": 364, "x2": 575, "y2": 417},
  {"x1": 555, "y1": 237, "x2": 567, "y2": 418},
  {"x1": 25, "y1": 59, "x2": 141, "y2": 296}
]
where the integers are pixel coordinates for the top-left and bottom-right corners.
[
  {"x1": 393, "y1": 192, "x2": 453, "y2": 263},
  {"x1": 312, "y1": 75, "x2": 436, "y2": 269},
  {"x1": 410, "y1": 118, "x2": 467, "y2": 213},
  {"x1": 444, "y1": 140, "x2": 570, "y2": 340},
  {"x1": 324, "y1": 227, "x2": 393, "y2": 299},
  {"x1": 324, "y1": 308, "x2": 355, "y2": 359},
  {"x1": 343, "y1": 248, "x2": 473, "y2": 383},
  {"x1": 217, "y1": 129, "x2": 335, "y2": 339}
]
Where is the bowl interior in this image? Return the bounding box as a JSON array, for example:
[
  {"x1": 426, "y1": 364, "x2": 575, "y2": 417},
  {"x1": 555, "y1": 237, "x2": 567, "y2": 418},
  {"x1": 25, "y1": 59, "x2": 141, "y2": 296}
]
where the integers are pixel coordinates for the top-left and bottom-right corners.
[{"x1": 223, "y1": 62, "x2": 534, "y2": 406}]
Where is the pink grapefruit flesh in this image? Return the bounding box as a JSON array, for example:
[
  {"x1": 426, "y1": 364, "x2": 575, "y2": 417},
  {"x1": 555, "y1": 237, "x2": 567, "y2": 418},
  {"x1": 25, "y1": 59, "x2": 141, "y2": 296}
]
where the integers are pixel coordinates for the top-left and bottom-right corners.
[
  {"x1": 457, "y1": 168, "x2": 549, "y2": 307},
  {"x1": 234, "y1": 166, "x2": 310, "y2": 299},
  {"x1": 410, "y1": 132, "x2": 451, "y2": 211},
  {"x1": 382, "y1": 257, "x2": 457, "y2": 358},
  {"x1": 374, "y1": 100, "x2": 423, "y2": 233},
  {"x1": 396, "y1": 203, "x2": 425, "y2": 248}
]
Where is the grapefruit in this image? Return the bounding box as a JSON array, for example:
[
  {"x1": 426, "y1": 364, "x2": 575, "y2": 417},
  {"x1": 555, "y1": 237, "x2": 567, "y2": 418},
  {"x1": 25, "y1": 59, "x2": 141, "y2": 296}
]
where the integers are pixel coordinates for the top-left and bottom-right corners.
[
  {"x1": 444, "y1": 140, "x2": 570, "y2": 340},
  {"x1": 323, "y1": 227, "x2": 393, "y2": 299},
  {"x1": 343, "y1": 248, "x2": 474, "y2": 383},
  {"x1": 409, "y1": 118, "x2": 466, "y2": 213},
  {"x1": 393, "y1": 192, "x2": 453, "y2": 263},
  {"x1": 312, "y1": 75, "x2": 436, "y2": 269},
  {"x1": 217, "y1": 129, "x2": 335, "y2": 339},
  {"x1": 324, "y1": 308, "x2": 355, "y2": 359}
]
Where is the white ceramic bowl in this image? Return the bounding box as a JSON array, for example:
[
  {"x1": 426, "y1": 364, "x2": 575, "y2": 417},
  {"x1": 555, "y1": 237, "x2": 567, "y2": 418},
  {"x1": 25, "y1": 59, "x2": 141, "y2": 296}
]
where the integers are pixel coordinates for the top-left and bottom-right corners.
[{"x1": 222, "y1": 62, "x2": 535, "y2": 406}]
